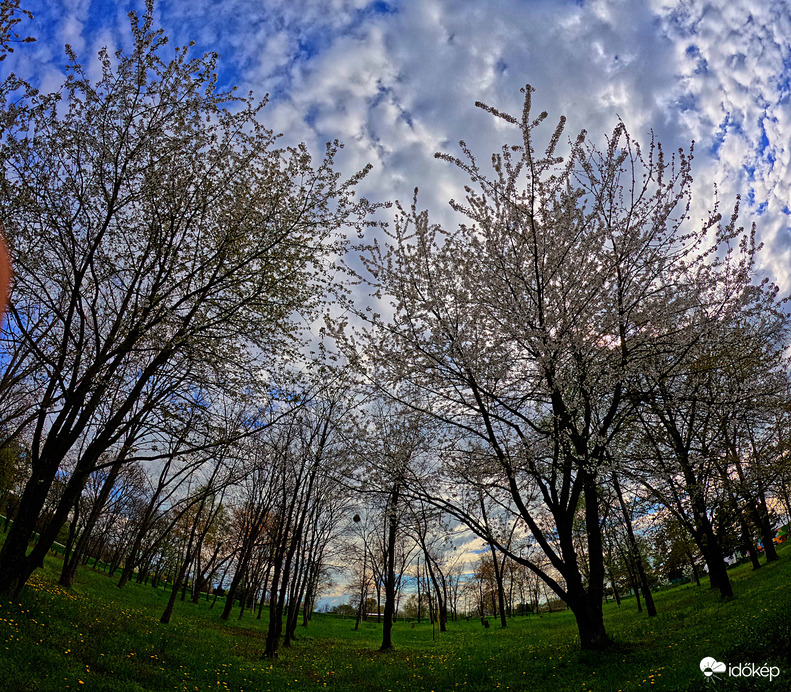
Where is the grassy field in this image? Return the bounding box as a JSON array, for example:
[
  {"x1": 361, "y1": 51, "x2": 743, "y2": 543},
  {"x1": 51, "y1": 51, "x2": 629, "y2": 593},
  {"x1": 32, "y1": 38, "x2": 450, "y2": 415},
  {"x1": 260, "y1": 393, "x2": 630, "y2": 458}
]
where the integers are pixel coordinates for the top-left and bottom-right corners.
[{"x1": 0, "y1": 538, "x2": 789, "y2": 691}]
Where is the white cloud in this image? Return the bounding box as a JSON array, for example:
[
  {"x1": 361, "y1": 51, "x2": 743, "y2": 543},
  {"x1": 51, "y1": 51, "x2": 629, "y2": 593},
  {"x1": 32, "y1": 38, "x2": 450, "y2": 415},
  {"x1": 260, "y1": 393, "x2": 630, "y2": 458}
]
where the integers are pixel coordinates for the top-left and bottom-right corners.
[
  {"x1": 653, "y1": 0, "x2": 791, "y2": 286},
  {"x1": 10, "y1": 0, "x2": 791, "y2": 288}
]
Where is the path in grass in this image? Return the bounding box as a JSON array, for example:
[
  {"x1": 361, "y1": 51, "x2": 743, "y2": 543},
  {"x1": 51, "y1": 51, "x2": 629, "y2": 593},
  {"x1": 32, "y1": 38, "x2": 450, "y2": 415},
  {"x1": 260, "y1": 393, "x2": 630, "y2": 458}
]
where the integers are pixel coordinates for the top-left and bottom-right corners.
[{"x1": 0, "y1": 539, "x2": 789, "y2": 691}]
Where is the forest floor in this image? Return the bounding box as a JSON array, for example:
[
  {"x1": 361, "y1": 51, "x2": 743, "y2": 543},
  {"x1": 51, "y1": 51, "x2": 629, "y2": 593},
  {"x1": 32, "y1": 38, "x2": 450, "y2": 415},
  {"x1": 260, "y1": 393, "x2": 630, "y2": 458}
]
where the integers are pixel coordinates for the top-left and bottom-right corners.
[{"x1": 0, "y1": 536, "x2": 789, "y2": 691}]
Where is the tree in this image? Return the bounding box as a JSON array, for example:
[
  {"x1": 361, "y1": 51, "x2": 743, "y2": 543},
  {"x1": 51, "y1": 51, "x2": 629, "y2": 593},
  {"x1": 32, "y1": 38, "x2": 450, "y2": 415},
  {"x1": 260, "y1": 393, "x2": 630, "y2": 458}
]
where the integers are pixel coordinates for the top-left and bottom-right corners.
[
  {"x1": 345, "y1": 399, "x2": 424, "y2": 650},
  {"x1": 59, "y1": 448, "x2": 130, "y2": 587},
  {"x1": 629, "y1": 254, "x2": 788, "y2": 598},
  {"x1": 649, "y1": 511, "x2": 703, "y2": 585},
  {"x1": 0, "y1": 0, "x2": 33, "y2": 61},
  {"x1": 0, "y1": 436, "x2": 25, "y2": 521},
  {"x1": 0, "y1": 2, "x2": 368, "y2": 598},
  {"x1": 253, "y1": 380, "x2": 351, "y2": 657},
  {"x1": 348, "y1": 510, "x2": 376, "y2": 631},
  {"x1": 0, "y1": 0, "x2": 33, "y2": 317},
  {"x1": 608, "y1": 470, "x2": 656, "y2": 615},
  {"x1": 160, "y1": 471, "x2": 229, "y2": 624},
  {"x1": 340, "y1": 85, "x2": 783, "y2": 649}
]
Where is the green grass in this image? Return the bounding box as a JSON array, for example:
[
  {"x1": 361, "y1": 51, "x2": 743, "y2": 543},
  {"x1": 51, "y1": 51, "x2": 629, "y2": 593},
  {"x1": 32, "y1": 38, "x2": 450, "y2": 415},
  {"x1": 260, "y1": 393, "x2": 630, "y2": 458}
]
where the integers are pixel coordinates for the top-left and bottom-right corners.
[{"x1": 0, "y1": 536, "x2": 789, "y2": 691}]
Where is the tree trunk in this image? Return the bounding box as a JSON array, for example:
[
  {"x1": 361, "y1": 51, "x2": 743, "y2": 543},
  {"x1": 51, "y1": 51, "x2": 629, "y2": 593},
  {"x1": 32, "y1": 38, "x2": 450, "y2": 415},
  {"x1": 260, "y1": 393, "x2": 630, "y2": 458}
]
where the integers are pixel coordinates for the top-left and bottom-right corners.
[
  {"x1": 612, "y1": 473, "x2": 656, "y2": 616},
  {"x1": 738, "y1": 512, "x2": 761, "y2": 570},
  {"x1": 220, "y1": 548, "x2": 249, "y2": 620},
  {"x1": 60, "y1": 497, "x2": 82, "y2": 582},
  {"x1": 257, "y1": 559, "x2": 273, "y2": 620},
  {"x1": 754, "y1": 494, "x2": 779, "y2": 563},
  {"x1": 160, "y1": 554, "x2": 190, "y2": 624},
  {"x1": 674, "y1": 438, "x2": 733, "y2": 599},
  {"x1": 117, "y1": 521, "x2": 152, "y2": 588},
  {"x1": 423, "y1": 551, "x2": 447, "y2": 633},
  {"x1": 606, "y1": 561, "x2": 621, "y2": 606},
  {"x1": 700, "y1": 523, "x2": 733, "y2": 598},
  {"x1": 488, "y1": 543, "x2": 507, "y2": 629},
  {"x1": 61, "y1": 459, "x2": 123, "y2": 588},
  {"x1": 354, "y1": 548, "x2": 367, "y2": 631},
  {"x1": 568, "y1": 592, "x2": 610, "y2": 650},
  {"x1": 733, "y1": 445, "x2": 778, "y2": 563},
  {"x1": 302, "y1": 561, "x2": 320, "y2": 627},
  {"x1": 416, "y1": 556, "x2": 421, "y2": 624},
  {"x1": 284, "y1": 553, "x2": 305, "y2": 645},
  {"x1": 0, "y1": 462, "x2": 90, "y2": 597},
  {"x1": 551, "y1": 473, "x2": 610, "y2": 650},
  {"x1": 380, "y1": 483, "x2": 399, "y2": 651},
  {"x1": 264, "y1": 554, "x2": 285, "y2": 657},
  {"x1": 626, "y1": 555, "x2": 642, "y2": 612}
]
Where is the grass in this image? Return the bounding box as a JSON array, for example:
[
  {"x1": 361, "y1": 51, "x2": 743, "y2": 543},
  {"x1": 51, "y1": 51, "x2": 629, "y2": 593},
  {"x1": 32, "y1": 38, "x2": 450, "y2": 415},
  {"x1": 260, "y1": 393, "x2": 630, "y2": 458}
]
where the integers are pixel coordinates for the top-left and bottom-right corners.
[{"x1": 0, "y1": 536, "x2": 789, "y2": 691}]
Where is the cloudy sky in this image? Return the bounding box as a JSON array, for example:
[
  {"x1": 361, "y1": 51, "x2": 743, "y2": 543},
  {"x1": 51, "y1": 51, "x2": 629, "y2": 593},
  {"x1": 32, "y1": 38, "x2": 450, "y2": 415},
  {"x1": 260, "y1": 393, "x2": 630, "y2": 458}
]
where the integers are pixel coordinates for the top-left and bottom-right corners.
[
  {"x1": 9, "y1": 0, "x2": 791, "y2": 292},
  {"x1": 8, "y1": 0, "x2": 790, "y2": 605}
]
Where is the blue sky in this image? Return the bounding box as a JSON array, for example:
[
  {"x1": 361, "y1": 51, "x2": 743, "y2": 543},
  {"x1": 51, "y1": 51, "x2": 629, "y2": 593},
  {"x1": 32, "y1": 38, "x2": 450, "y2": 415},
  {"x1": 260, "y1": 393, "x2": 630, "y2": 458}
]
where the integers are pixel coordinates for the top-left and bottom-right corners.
[{"x1": 9, "y1": 0, "x2": 791, "y2": 289}]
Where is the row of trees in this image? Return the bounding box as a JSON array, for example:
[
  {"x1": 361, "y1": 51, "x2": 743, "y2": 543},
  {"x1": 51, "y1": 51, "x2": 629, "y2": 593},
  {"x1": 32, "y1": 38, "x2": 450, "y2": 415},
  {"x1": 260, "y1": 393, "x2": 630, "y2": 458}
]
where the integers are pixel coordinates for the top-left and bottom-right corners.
[
  {"x1": 0, "y1": 0, "x2": 789, "y2": 656},
  {"x1": 1, "y1": 375, "x2": 356, "y2": 657}
]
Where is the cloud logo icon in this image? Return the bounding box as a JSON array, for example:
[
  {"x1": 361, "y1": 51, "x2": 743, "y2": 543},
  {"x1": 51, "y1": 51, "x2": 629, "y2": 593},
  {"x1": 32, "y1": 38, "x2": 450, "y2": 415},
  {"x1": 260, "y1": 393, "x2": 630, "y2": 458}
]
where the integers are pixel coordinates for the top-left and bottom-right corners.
[{"x1": 700, "y1": 657, "x2": 727, "y2": 677}]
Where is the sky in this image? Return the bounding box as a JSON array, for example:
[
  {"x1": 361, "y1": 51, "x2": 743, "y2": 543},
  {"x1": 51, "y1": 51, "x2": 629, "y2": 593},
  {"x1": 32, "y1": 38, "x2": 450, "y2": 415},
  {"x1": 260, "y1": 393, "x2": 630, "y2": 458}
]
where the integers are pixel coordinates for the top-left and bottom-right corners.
[
  {"x1": 7, "y1": 0, "x2": 791, "y2": 605},
  {"x1": 8, "y1": 0, "x2": 791, "y2": 293}
]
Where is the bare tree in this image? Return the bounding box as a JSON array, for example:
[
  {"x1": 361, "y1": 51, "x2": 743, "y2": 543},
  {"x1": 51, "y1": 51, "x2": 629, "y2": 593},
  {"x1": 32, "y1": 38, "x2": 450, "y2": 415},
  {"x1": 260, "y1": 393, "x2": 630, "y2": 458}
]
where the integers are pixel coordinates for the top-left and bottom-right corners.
[
  {"x1": 256, "y1": 381, "x2": 351, "y2": 657},
  {"x1": 346, "y1": 400, "x2": 425, "y2": 650}
]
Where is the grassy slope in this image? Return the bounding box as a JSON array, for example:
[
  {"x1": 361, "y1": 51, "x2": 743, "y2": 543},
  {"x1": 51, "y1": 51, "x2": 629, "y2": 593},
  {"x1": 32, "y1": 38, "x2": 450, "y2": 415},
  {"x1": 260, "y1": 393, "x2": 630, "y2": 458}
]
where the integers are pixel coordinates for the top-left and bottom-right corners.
[{"x1": 0, "y1": 537, "x2": 789, "y2": 691}]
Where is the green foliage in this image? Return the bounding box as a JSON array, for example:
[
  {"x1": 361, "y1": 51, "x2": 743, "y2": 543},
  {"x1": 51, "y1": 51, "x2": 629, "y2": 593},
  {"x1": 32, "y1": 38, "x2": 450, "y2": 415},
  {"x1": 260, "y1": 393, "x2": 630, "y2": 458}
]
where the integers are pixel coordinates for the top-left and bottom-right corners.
[
  {"x1": 0, "y1": 439, "x2": 25, "y2": 489},
  {"x1": 0, "y1": 533, "x2": 789, "y2": 691},
  {"x1": 331, "y1": 602, "x2": 357, "y2": 617},
  {"x1": 0, "y1": 444, "x2": 16, "y2": 494}
]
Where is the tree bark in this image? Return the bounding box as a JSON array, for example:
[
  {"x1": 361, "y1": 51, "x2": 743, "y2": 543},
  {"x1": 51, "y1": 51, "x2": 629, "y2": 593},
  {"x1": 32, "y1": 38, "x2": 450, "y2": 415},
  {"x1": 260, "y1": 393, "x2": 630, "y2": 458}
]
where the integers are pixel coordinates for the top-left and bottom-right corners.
[
  {"x1": 0, "y1": 462, "x2": 90, "y2": 597},
  {"x1": 60, "y1": 463, "x2": 122, "y2": 588},
  {"x1": 380, "y1": 483, "x2": 400, "y2": 651},
  {"x1": 612, "y1": 472, "x2": 656, "y2": 616},
  {"x1": 488, "y1": 543, "x2": 507, "y2": 629}
]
